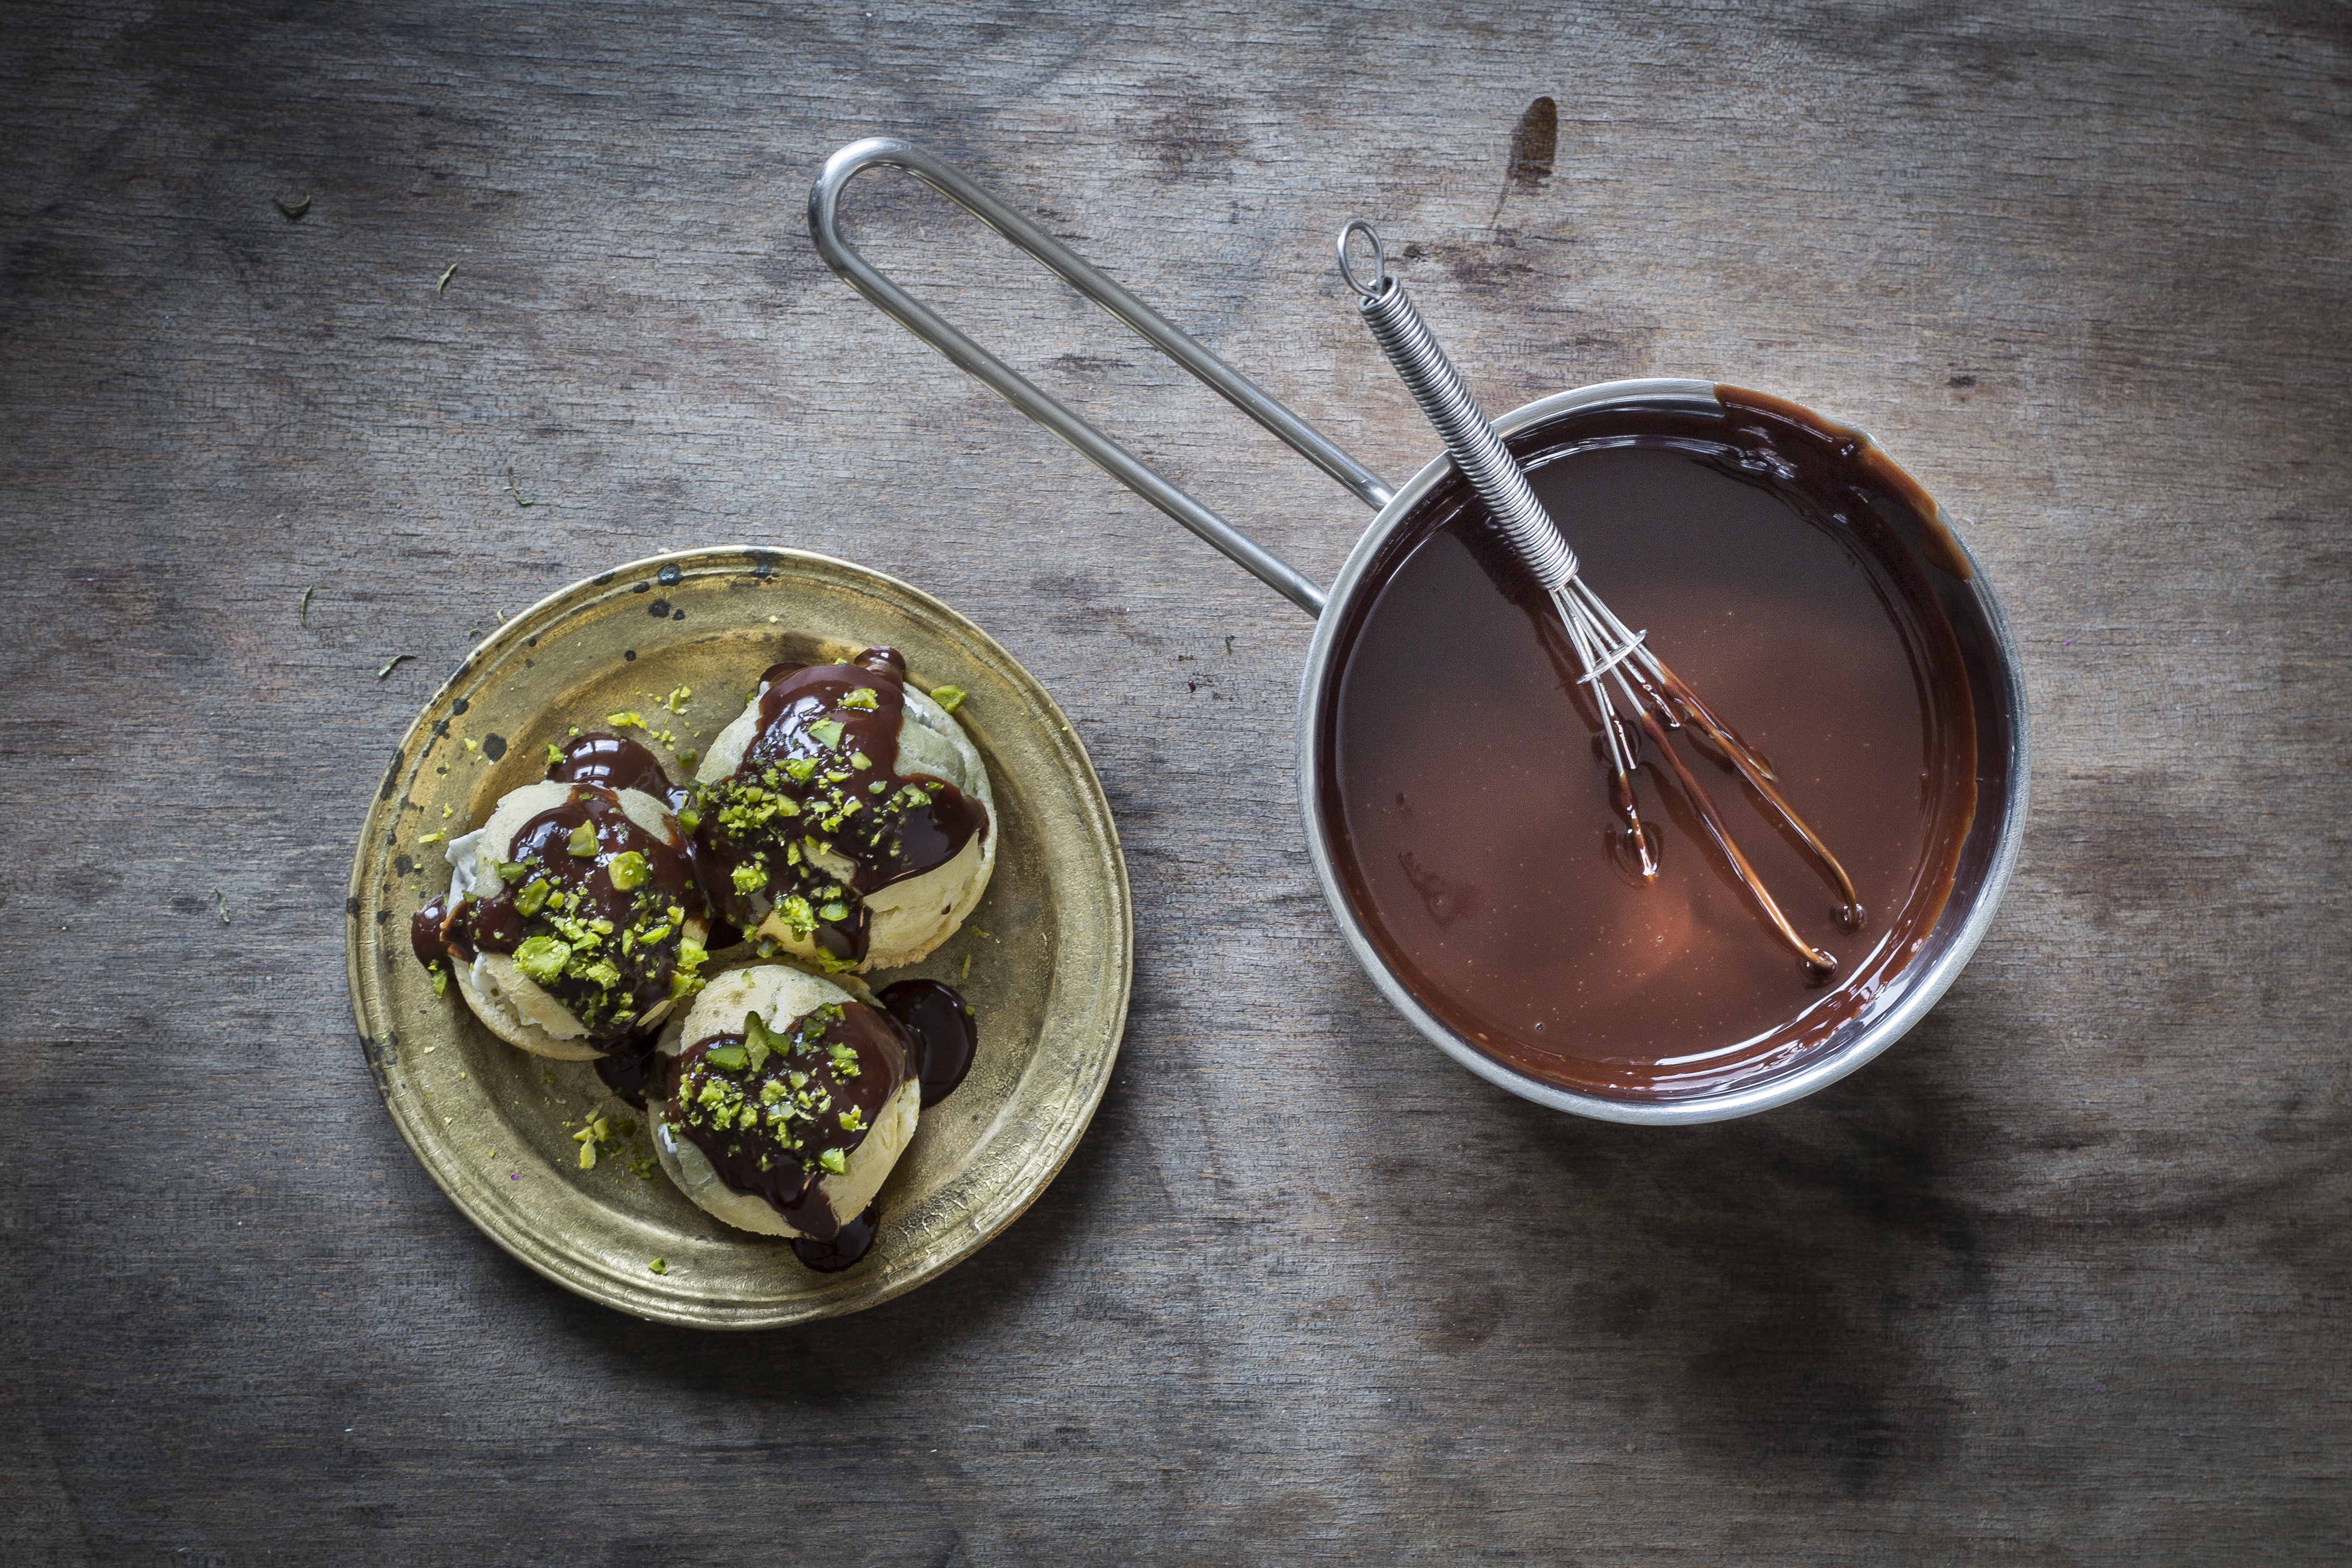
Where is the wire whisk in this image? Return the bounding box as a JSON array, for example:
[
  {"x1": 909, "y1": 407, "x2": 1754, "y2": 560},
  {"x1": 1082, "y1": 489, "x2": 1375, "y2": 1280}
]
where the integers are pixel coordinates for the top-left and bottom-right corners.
[{"x1": 1337, "y1": 221, "x2": 1865, "y2": 973}]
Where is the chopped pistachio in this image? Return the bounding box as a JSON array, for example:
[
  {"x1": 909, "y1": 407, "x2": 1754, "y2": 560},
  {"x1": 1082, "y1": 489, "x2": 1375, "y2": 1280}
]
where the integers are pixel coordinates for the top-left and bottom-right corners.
[
  {"x1": 513, "y1": 878, "x2": 551, "y2": 917},
  {"x1": 418, "y1": 830, "x2": 444, "y2": 844},
  {"x1": 676, "y1": 807, "x2": 701, "y2": 832},
  {"x1": 783, "y1": 756, "x2": 818, "y2": 783},
  {"x1": 706, "y1": 1044, "x2": 749, "y2": 1070},
  {"x1": 567, "y1": 820, "x2": 598, "y2": 858},
  {"x1": 838, "y1": 1106, "x2": 866, "y2": 1132},
  {"x1": 577, "y1": 1141, "x2": 596, "y2": 1170},
  {"x1": 679, "y1": 748, "x2": 699, "y2": 769},
  {"x1": 731, "y1": 862, "x2": 766, "y2": 895},
  {"x1": 930, "y1": 684, "x2": 967, "y2": 713},
  {"x1": 818, "y1": 1148, "x2": 847, "y2": 1175},
  {"x1": 648, "y1": 1257, "x2": 668, "y2": 1275},
  {"x1": 545, "y1": 742, "x2": 564, "y2": 765},
  {"x1": 512, "y1": 934, "x2": 570, "y2": 983},
  {"x1": 841, "y1": 687, "x2": 879, "y2": 710},
  {"x1": 463, "y1": 738, "x2": 480, "y2": 753},
  {"x1": 960, "y1": 952, "x2": 972, "y2": 981},
  {"x1": 849, "y1": 751, "x2": 872, "y2": 770},
  {"x1": 430, "y1": 962, "x2": 450, "y2": 997},
  {"x1": 607, "y1": 710, "x2": 645, "y2": 729},
  {"x1": 607, "y1": 850, "x2": 651, "y2": 890},
  {"x1": 818, "y1": 900, "x2": 849, "y2": 922},
  {"x1": 665, "y1": 685, "x2": 692, "y2": 712},
  {"x1": 495, "y1": 860, "x2": 531, "y2": 881},
  {"x1": 808, "y1": 718, "x2": 845, "y2": 751}
]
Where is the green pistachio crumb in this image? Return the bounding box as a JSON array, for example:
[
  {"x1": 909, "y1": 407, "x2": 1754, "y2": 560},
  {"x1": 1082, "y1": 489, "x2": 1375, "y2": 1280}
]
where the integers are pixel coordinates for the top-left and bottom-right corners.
[
  {"x1": 931, "y1": 684, "x2": 967, "y2": 713},
  {"x1": 418, "y1": 830, "x2": 444, "y2": 844},
  {"x1": 567, "y1": 820, "x2": 598, "y2": 858},
  {"x1": 731, "y1": 862, "x2": 766, "y2": 895},
  {"x1": 430, "y1": 963, "x2": 449, "y2": 997},
  {"x1": 545, "y1": 742, "x2": 564, "y2": 765},
  {"x1": 706, "y1": 1045, "x2": 749, "y2": 1070},
  {"x1": 513, "y1": 878, "x2": 551, "y2": 917},
  {"x1": 819, "y1": 1148, "x2": 847, "y2": 1175},
  {"x1": 607, "y1": 850, "x2": 651, "y2": 890},
  {"x1": 676, "y1": 807, "x2": 701, "y2": 832},
  {"x1": 648, "y1": 1257, "x2": 668, "y2": 1275},
  {"x1": 512, "y1": 934, "x2": 570, "y2": 983},
  {"x1": 808, "y1": 718, "x2": 846, "y2": 751},
  {"x1": 578, "y1": 1141, "x2": 596, "y2": 1170},
  {"x1": 462, "y1": 738, "x2": 480, "y2": 753},
  {"x1": 849, "y1": 751, "x2": 872, "y2": 770},
  {"x1": 608, "y1": 710, "x2": 645, "y2": 729},
  {"x1": 841, "y1": 688, "x2": 879, "y2": 710},
  {"x1": 665, "y1": 685, "x2": 692, "y2": 713},
  {"x1": 818, "y1": 901, "x2": 849, "y2": 922}
]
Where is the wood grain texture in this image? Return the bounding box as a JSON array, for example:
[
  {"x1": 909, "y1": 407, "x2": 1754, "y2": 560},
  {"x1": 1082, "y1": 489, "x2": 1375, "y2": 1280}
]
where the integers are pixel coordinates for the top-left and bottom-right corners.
[{"x1": 2, "y1": 1, "x2": 2345, "y2": 1561}]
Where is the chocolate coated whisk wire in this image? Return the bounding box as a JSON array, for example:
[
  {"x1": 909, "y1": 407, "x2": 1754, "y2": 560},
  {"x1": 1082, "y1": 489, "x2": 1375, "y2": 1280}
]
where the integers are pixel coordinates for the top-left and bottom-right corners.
[{"x1": 1337, "y1": 220, "x2": 1865, "y2": 973}]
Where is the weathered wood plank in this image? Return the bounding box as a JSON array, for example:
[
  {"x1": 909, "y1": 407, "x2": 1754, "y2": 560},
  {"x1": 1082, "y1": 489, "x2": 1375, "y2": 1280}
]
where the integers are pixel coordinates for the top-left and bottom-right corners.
[{"x1": 1, "y1": 0, "x2": 2345, "y2": 1561}]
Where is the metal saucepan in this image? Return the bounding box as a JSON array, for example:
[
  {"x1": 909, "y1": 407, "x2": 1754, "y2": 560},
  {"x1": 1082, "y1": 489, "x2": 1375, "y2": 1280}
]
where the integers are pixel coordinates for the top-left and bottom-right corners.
[{"x1": 807, "y1": 136, "x2": 2028, "y2": 1125}]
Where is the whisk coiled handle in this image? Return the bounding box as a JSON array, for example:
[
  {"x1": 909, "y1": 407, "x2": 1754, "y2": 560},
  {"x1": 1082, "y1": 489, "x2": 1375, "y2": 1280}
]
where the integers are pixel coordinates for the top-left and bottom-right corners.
[{"x1": 1338, "y1": 221, "x2": 1578, "y2": 592}]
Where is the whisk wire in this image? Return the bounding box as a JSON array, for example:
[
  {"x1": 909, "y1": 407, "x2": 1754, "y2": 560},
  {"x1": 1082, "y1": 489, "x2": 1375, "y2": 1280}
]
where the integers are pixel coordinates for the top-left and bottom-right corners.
[{"x1": 1342, "y1": 222, "x2": 1863, "y2": 972}]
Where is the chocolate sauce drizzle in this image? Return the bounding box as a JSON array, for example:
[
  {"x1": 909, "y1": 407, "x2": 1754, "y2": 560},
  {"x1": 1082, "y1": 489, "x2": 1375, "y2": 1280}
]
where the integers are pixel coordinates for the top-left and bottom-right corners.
[
  {"x1": 411, "y1": 688, "x2": 985, "y2": 1272},
  {"x1": 876, "y1": 978, "x2": 980, "y2": 1106},
  {"x1": 665, "y1": 1000, "x2": 909, "y2": 1241},
  {"x1": 665, "y1": 979, "x2": 978, "y2": 1270},
  {"x1": 693, "y1": 647, "x2": 988, "y2": 967},
  {"x1": 411, "y1": 776, "x2": 708, "y2": 1045}
]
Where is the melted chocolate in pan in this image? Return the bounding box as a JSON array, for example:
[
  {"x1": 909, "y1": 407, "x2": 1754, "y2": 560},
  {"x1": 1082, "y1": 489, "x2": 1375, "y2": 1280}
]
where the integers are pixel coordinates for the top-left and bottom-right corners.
[{"x1": 1321, "y1": 399, "x2": 1977, "y2": 1099}]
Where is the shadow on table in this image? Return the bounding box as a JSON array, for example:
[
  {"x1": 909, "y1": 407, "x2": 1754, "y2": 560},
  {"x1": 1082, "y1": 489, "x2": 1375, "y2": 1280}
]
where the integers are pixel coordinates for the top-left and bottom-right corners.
[
  {"x1": 1500, "y1": 999, "x2": 2003, "y2": 1498},
  {"x1": 529, "y1": 1063, "x2": 1136, "y2": 1389}
]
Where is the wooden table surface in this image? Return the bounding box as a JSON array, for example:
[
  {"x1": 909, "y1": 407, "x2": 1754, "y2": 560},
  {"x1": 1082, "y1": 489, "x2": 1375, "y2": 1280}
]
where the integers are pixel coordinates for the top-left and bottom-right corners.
[{"x1": 4, "y1": 2, "x2": 2345, "y2": 1561}]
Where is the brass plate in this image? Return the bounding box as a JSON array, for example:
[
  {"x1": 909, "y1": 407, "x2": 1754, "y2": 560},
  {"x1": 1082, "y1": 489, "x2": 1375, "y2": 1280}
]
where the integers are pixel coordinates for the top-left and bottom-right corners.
[{"x1": 345, "y1": 547, "x2": 1131, "y2": 1328}]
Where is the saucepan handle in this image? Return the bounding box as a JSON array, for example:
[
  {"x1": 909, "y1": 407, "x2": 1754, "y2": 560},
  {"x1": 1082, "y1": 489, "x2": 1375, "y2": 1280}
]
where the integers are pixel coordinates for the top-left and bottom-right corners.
[{"x1": 808, "y1": 136, "x2": 1394, "y2": 618}]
